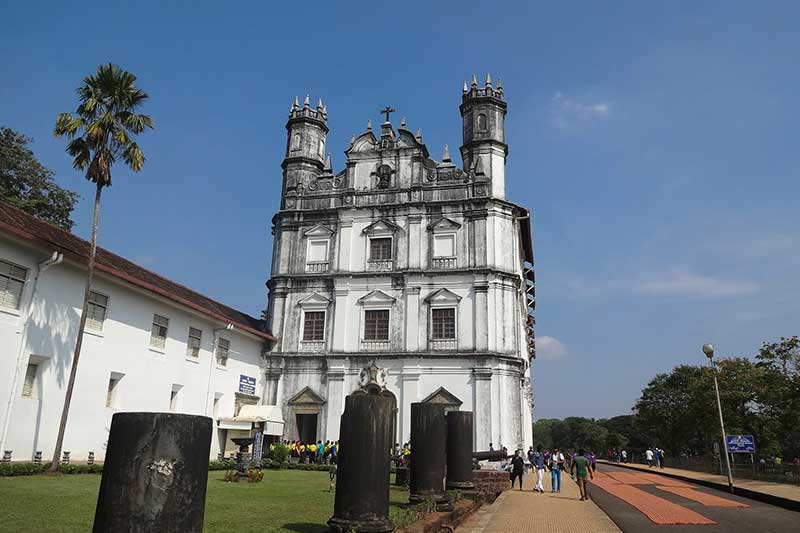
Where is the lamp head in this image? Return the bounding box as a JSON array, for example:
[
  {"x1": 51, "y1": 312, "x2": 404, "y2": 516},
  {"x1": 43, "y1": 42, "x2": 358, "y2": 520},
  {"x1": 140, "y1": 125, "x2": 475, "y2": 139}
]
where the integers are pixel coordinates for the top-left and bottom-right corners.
[{"x1": 702, "y1": 343, "x2": 714, "y2": 359}]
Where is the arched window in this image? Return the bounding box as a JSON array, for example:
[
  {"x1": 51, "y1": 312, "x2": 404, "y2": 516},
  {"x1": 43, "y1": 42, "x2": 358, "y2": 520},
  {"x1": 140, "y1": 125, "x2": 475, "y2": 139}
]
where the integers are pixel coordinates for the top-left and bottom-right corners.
[
  {"x1": 292, "y1": 133, "x2": 301, "y2": 151},
  {"x1": 477, "y1": 113, "x2": 487, "y2": 132},
  {"x1": 318, "y1": 138, "x2": 325, "y2": 157}
]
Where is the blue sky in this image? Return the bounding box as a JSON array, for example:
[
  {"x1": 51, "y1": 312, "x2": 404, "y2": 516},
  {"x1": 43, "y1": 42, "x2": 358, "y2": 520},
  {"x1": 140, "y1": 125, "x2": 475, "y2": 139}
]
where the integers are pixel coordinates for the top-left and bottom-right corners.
[{"x1": 2, "y1": 1, "x2": 799, "y2": 420}]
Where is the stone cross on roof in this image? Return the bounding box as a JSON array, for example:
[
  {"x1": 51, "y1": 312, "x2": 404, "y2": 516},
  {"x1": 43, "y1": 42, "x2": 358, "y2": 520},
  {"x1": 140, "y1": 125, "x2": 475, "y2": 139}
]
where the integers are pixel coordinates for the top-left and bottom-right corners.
[{"x1": 380, "y1": 106, "x2": 396, "y2": 123}]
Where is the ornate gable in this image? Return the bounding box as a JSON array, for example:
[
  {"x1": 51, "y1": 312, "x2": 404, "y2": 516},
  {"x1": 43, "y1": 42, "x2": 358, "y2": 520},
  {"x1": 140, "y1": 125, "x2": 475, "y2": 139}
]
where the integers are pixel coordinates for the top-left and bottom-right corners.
[
  {"x1": 347, "y1": 131, "x2": 378, "y2": 154},
  {"x1": 357, "y1": 289, "x2": 396, "y2": 306},
  {"x1": 427, "y1": 217, "x2": 462, "y2": 231},
  {"x1": 421, "y1": 386, "x2": 463, "y2": 407},
  {"x1": 424, "y1": 288, "x2": 462, "y2": 304},
  {"x1": 297, "y1": 292, "x2": 332, "y2": 308},
  {"x1": 287, "y1": 386, "x2": 326, "y2": 405},
  {"x1": 304, "y1": 224, "x2": 335, "y2": 237},
  {"x1": 362, "y1": 219, "x2": 402, "y2": 235}
]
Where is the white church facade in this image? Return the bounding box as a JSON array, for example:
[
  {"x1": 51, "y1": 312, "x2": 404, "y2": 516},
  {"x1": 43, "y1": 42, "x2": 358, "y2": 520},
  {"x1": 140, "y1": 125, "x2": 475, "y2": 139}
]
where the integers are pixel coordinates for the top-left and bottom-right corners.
[
  {"x1": 0, "y1": 202, "x2": 277, "y2": 462},
  {"x1": 265, "y1": 75, "x2": 536, "y2": 451}
]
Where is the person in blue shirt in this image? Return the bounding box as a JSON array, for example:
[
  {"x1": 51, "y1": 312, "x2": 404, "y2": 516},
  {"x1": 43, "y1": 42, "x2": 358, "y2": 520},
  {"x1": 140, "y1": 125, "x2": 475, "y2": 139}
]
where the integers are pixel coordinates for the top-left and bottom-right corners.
[{"x1": 532, "y1": 445, "x2": 546, "y2": 493}]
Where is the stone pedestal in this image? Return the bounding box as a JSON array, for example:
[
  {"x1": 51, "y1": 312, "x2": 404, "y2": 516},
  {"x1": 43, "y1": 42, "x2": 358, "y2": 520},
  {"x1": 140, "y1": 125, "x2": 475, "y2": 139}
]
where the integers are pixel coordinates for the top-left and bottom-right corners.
[
  {"x1": 328, "y1": 393, "x2": 394, "y2": 533},
  {"x1": 409, "y1": 403, "x2": 452, "y2": 511},
  {"x1": 93, "y1": 412, "x2": 212, "y2": 533},
  {"x1": 446, "y1": 411, "x2": 474, "y2": 490}
]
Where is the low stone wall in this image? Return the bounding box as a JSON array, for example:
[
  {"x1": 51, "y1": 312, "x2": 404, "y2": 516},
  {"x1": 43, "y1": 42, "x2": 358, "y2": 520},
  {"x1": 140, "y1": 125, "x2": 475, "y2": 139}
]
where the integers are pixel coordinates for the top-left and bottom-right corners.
[
  {"x1": 399, "y1": 499, "x2": 479, "y2": 533},
  {"x1": 464, "y1": 470, "x2": 510, "y2": 503}
]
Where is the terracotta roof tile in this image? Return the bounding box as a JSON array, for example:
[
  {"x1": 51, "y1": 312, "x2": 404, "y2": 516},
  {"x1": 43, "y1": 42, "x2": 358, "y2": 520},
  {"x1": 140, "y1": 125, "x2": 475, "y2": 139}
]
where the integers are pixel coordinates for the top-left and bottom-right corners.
[{"x1": 0, "y1": 201, "x2": 275, "y2": 342}]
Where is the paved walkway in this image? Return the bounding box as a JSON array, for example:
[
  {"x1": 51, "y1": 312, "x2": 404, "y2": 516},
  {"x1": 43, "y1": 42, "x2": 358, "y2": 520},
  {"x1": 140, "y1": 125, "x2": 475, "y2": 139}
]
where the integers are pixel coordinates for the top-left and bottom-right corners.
[
  {"x1": 597, "y1": 460, "x2": 800, "y2": 506},
  {"x1": 457, "y1": 473, "x2": 620, "y2": 533}
]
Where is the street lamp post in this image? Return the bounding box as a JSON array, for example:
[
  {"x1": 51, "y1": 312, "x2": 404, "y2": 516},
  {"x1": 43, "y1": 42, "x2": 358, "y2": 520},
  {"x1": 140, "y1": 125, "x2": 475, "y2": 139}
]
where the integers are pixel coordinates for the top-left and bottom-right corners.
[{"x1": 702, "y1": 343, "x2": 734, "y2": 493}]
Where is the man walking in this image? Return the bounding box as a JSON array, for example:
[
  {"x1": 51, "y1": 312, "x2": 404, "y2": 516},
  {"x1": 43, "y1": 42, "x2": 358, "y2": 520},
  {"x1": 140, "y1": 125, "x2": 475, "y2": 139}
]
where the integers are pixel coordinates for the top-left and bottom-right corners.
[
  {"x1": 549, "y1": 447, "x2": 565, "y2": 493},
  {"x1": 532, "y1": 445, "x2": 546, "y2": 493},
  {"x1": 510, "y1": 449, "x2": 525, "y2": 490},
  {"x1": 571, "y1": 449, "x2": 594, "y2": 501},
  {"x1": 646, "y1": 447, "x2": 654, "y2": 467}
]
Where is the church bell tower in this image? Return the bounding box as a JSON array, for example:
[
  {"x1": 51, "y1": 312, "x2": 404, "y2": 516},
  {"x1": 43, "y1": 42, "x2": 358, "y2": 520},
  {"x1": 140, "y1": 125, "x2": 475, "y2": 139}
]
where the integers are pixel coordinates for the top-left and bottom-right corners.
[
  {"x1": 459, "y1": 73, "x2": 508, "y2": 199},
  {"x1": 282, "y1": 95, "x2": 328, "y2": 206}
]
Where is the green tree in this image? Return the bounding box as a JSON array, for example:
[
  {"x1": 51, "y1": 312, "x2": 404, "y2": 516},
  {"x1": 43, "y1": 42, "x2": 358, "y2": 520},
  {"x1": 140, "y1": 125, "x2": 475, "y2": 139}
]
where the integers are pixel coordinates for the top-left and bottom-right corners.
[
  {"x1": 0, "y1": 127, "x2": 79, "y2": 229},
  {"x1": 49, "y1": 64, "x2": 153, "y2": 472},
  {"x1": 756, "y1": 336, "x2": 800, "y2": 458}
]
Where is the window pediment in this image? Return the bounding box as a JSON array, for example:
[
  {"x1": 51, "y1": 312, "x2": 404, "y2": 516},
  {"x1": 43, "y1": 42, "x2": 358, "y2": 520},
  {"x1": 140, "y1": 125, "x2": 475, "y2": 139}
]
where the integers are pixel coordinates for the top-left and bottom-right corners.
[
  {"x1": 362, "y1": 219, "x2": 401, "y2": 235},
  {"x1": 304, "y1": 224, "x2": 335, "y2": 238},
  {"x1": 297, "y1": 292, "x2": 332, "y2": 308},
  {"x1": 424, "y1": 288, "x2": 461, "y2": 305},
  {"x1": 427, "y1": 217, "x2": 461, "y2": 232},
  {"x1": 357, "y1": 289, "x2": 396, "y2": 306}
]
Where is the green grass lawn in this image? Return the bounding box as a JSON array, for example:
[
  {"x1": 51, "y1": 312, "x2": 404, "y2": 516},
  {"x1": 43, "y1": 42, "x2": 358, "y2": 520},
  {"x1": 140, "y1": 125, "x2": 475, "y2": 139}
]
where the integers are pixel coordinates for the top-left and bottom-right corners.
[{"x1": 0, "y1": 470, "x2": 411, "y2": 532}]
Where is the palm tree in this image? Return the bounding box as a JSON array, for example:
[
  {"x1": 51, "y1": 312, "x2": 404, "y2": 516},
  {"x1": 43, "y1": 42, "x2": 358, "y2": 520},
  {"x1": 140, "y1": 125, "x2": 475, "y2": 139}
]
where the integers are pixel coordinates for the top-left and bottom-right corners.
[{"x1": 49, "y1": 64, "x2": 153, "y2": 472}]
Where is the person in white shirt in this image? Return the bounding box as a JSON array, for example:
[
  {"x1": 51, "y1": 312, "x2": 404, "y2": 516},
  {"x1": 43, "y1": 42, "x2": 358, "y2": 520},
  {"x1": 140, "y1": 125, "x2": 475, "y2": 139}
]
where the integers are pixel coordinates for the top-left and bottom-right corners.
[
  {"x1": 621, "y1": 450, "x2": 627, "y2": 463},
  {"x1": 646, "y1": 448, "x2": 654, "y2": 467},
  {"x1": 549, "y1": 448, "x2": 565, "y2": 493}
]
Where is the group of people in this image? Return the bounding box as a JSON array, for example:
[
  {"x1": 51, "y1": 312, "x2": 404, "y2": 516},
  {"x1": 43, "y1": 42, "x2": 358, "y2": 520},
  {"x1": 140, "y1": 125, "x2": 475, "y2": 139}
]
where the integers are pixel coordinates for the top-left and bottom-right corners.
[
  {"x1": 608, "y1": 449, "x2": 628, "y2": 463},
  {"x1": 645, "y1": 447, "x2": 666, "y2": 468},
  {"x1": 277, "y1": 439, "x2": 339, "y2": 464},
  {"x1": 505, "y1": 446, "x2": 598, "y2": 501}
]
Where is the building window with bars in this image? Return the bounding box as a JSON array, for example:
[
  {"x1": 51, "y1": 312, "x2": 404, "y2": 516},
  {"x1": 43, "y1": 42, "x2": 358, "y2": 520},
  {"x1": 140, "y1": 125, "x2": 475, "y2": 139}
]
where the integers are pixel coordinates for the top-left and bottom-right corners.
[
  {"x1": 216, "y1": 337, "x2": 230, "y2": 366},
  {"x1": 86, "y1": 291, "x2": 108, "y2": 331},
  {"x1": 431, "y1": 308, "x2": 456, "y2": 339},
  {"x1": 369, "y1": 237, "x2": 392, "y2": 261},
  {"x1": 21, "y1": 362, "x2": 38, "y2": 397},
  {"x1": 150, "y1": 314, "x2": 169, "y2": 349},
  {"x1": 302, "y1": 311, "x2": 326, "y2": 341},
  {"x1": 364, "y1": 309, "x2": 390, "y2": 341},
  {"x1": 0, "y1": 259, "x2": 28, "y2": 310},
  {"x1": 186, "y1": 327, "x2": 202, "y2": 358}
]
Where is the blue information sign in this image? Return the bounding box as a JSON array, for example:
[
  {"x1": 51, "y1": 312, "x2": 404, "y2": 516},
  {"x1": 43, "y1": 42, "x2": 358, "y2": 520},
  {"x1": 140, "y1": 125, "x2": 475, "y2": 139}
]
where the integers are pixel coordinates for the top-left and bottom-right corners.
[
  {"x1": 726, "y1": 435, "x2": 755, "y2": 453},
  {"x1": 239, "y1": 374, "x2": 256, "y2": 395}
]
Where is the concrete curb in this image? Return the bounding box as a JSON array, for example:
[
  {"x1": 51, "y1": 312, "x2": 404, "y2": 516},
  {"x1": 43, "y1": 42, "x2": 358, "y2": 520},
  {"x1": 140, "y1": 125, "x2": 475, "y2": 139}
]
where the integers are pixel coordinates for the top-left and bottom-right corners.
[{"x1": 597, "y1": 460, "x2": 800, "y2": 513}]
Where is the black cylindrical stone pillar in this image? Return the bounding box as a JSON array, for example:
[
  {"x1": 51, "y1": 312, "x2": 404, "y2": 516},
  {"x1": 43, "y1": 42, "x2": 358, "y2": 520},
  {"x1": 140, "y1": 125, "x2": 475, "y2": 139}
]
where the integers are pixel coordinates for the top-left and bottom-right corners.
[
  {"x1": 328, "y1": 393, "x2": 393, "y2": 533},
  {"x1": 446, "y1": 411, "x2": 474, "y2": 490},
  {"x1": 93, "y1": 412, "x2": 213, "y2": 533},
  {"x1": 409, "y1": 403, "x2": 452, "y2": 510}
]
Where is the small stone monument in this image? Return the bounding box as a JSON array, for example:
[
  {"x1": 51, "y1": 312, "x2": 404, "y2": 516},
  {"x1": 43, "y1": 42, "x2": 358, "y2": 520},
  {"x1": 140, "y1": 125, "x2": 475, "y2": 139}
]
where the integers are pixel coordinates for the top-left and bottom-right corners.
[
  {"x1": 34, "y1": 451, "x2": 42, "y2": 464},
  {"x1": 88, "y1": 451, "x2": 95, "y2": 465},
  {"x1": 446, "y1": 411, "x2": 474, "y2": 490},
  {"x1": 328, "y1": 362, "x2": 394, "y2": 533},
  {"x1": 409, "y1": 402, "x2": 452, "y2": 510},
  {"x1": 93, "y1": 412, "x2": 212, "y2": 532},
  {"x1": 2, "y1": 450, "x2": 11, "y2": 463},
  {"x1": 62, "y1": 451, "x2": 70, "y2": 465}
]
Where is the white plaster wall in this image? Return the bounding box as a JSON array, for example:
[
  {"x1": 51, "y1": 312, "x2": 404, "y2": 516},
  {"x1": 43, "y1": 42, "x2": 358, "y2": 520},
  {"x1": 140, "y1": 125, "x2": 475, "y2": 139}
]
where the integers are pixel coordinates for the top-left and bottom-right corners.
[{"x1": 0, "y1": 236, "x2": 266, "y2": 462}]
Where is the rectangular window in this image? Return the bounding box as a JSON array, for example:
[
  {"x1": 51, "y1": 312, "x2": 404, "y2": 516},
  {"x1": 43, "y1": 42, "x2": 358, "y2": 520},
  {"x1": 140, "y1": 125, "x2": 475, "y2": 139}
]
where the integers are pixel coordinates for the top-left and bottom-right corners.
[
  {"x1": 433, "y1": 234, "x2": 456, "y2": 258},
  {"x1": 186, "y1": 327, "x2": 202, "y2": 358},
  {"x1": 364, "y1": 309, "x2": 390, "y2": 341},
  {"x1": 21, "y1": 363, "x2": 38, "y2": 397},
  {"x1": 150, "y1": 314, "x2": 169, "y2": 349},
  {"x1": 302, "y1": 311, "x2": 326, "y2": 341},
  {"x1": 86, "y1": 291, "x2": 108, "y2": 331},
  {"x1": 216, "y1": 337, "x2": 230, "y2": 366},
  {"x1": 0, "y1": 260, "x2": 28, "y2": 310},
  {"x1": 307, "y1": 240, "x2": 329, "y2": 262},
  {"x1": 106, "y1": 376, "x2": 120, "y2": 408},
  {"x1": 369, "y1": 238, "x2": 392, "y2": 261},
  {"x1": 431, "y1": 308, "x2": 456, "y2": 339},
  {"x1": 169, "y1": 388, "x2": 179, "y2": 412}
]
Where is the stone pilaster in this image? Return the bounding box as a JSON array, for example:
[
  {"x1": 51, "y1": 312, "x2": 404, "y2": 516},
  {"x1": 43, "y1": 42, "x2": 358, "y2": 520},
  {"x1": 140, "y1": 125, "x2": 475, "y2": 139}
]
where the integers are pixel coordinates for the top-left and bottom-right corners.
[
  {"x1": 473, "y1": 367, "x2": 493, "y2": 451},
  {"x1": 473, "y1": 282, "x2": 488, "y2": 352},
  {"x1": 332, "y1": 288, "x2": 350, "y2": 352},
  {"x1": 404, "y1": 286, "x2": 421, "y2": 352},
  {"x1": 399, "y1": 366, "x2": 421, "y2": 443}
]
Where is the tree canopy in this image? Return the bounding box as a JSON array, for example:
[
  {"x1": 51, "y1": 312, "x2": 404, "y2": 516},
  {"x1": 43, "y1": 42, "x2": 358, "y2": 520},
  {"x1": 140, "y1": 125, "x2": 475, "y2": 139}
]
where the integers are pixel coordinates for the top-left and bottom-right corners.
[{"x1": 0, "y1": 127, "x2": 79, "y2": 230}]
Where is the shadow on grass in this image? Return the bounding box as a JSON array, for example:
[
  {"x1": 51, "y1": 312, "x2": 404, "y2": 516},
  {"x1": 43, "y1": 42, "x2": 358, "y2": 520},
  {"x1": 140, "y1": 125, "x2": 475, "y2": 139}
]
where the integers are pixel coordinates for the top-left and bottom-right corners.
[{"x1": 282, "y1": 522, "x2": 329, "y2": 533}]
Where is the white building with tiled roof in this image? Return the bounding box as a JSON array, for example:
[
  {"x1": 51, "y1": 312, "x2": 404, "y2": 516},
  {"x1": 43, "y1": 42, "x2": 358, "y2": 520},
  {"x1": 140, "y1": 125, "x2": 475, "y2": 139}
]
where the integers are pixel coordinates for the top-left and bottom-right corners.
[{"x1": 0, "y1": 202, "x2": 277, "y2": 462}]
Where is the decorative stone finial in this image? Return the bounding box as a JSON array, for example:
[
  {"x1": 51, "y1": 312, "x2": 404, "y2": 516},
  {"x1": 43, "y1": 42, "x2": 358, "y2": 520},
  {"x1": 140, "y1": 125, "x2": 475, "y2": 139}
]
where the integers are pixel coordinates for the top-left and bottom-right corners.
[
  {"x1": 400, "y1": 116, "x2": 406, "y2": 127},
  {"x1": 350, "y1": 133, "x2": 356, "y2": 144},
  {"x1": 367, "y1": 119, "x2": 372, "y2": 131},
  {"x1": 317, "y1": 97, "x2": 324, "y2": 109},
  {"x1": 486, "y1": 73, "x2": 492, "y2": 87},
  {"x1": 415, "y1": 128, "x2": 422, "y2": 142},
  {"x1": 291, "y1": 96, "x2": 299, "y2": 110},
  {"x1": 442, "y1": 144, "x2": 451, "y2": 162},
  {"x1": 471, "y1": 73, "x2": 478, "y2": 87},
  {"x1": 463, "y1": 80, "x2": 468, "y2": 92},
  {"x1": 497, "y1": 78, "x2": 503, "y2": 91},
  {"x1": 303, "y1": 95, "x2": 310, "y2": 107},
  {"x1": 358, "y1": 360, "x2": 388, "y2": 394},
  {"x1": 322, "y1": 104, "x2": 327, "y2": 115},
  {"x1": 324, "y1": 153, "x2": 332, "y2": 171}
]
